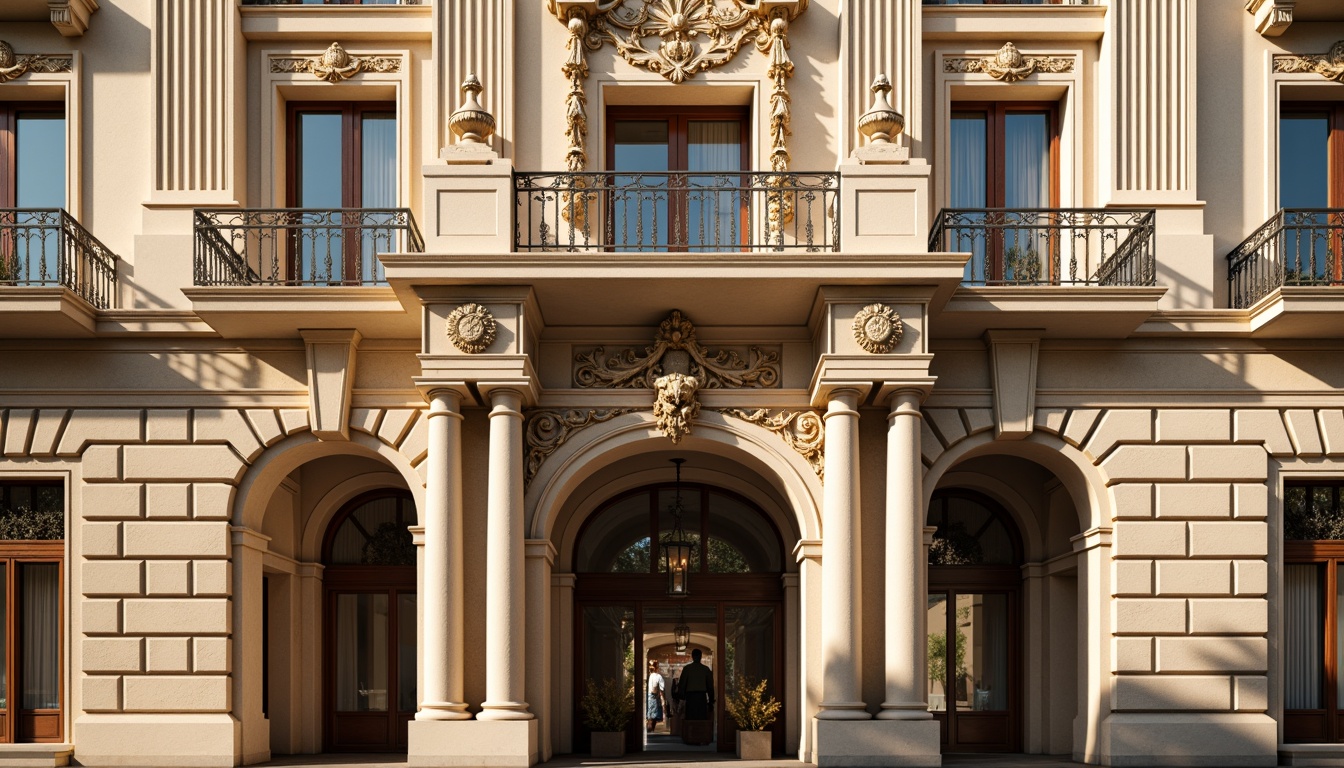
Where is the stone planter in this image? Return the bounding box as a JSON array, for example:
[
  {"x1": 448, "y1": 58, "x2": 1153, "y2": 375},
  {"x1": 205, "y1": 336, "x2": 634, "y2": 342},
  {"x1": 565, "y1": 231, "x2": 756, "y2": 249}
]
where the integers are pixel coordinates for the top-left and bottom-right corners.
[
  {"x1": 736, "y1": 730, "x2": 772, "y2": 760},
  {"x1": 590, "y1": 731, "x2": 626, "y2": 758}
]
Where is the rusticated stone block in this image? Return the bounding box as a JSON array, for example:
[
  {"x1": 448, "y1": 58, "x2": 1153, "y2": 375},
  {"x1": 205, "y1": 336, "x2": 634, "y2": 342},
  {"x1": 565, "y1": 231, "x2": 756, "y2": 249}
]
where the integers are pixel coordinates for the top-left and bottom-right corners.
[
  {"x1": 124, "y1": 599, "x2": 229, "y2": 635},
  {"x1": 1113, "y1": 675, "x2": 1231, "y2": 711},
  {"x1": 192, "y1": 484, "x2": 234, "y2": 521},
  {"x1": 1187, "y1": 445, "x2": 1267, "y2": 481},
  {"x1": 1156, "y1": 636, "x2": 1266, "y2": 673},
  {"x1": 1189, "y1": 598, "x2": 1267, "y2": 634},
  {"x1": 1188, "y1": 522, "x2": 1267, "y2": 558},
  {"x1": 245, "y1": 409, "x2": 286, "y2": 446},
  {"x1": 145, "y1": 560, "x2": 191, "y2": 596},
  {"x1": 82, "y1": 676, "x2": 122, "y2": 712},
  {"x1": 1061, "y1": 408, "x2": 1101, "y2": 447},
  {"x1": 192, "y1": 561, "x2": 230, "y2": 597},
  {"x1": 83, "y1": 599, "x2": 121, "y2": 634},
  {"x1": 83, "y1": 637, "x2": 143, "y2": 673},
  {"x1": 56, "y1": 409, "x2": 142, "y2": 457},
  {"x1": 1114, "y1": 560, "x2": 1153, "y2": 595},
  {"x1": 1102, "y1": 446, "x2": 1187, "y2": 482},
  {"x1": 1112, "y1": 484, "x2": 1154, "y2": 520},
  {"x1": 1114, "y1": 599, "x2": 1187, "y2": 634},
  {"x1": 1233, "y1": 410, "x2": 1293, "y2": 455},
  {"x1": 145, "y1": 410, "x2": 190, "y2": 443},
  {"x1": 1234, "y1": 484, "x2": 1268, "y2": 519},
  {"x1": 81, "y1": 445, "x2": 122, "y2": 481},
  {"x1": 1234, "y1": 560, "x2": 1268, "y2": 596},
  {"x1": 1114, "y1": 521, "x2": 1186, "y2": 557},
  {"x1": 1156, "y1": 409, "x2": 1231, "y2": 443},
  {"x1": 30, "y1": 409, "x2": 70, "y2": 456},
  {"x1": 145, "y1": 483, "x2": 190, "y2": 519},
  {"x1": 123, "y1": 445, "x2": 245, "y2": 483},
  {"x1": 1156, "y1": 484, "x2": 1232, "y2": 519},
  {"x1": 83, "y1": 483, "x2": 142, "y2": 519},
  {"x1": 123, "y1": 675, "x2": 230, "y2": 712},
  {"x1": 82, "y1": 561, "x2": 143, "y2": 597},
  {"x1": 1113, "y1": 637, "x2": 1153, "y2": 672},
  {"x1": 1285, "y1": 409, "x2": 1324, "y2": 456},
  {"x1": 1235, "y1": 676, "x2": 1268, "y2": 712},
  {"x1": 1156, "y1": 560, "x2": 1231, "y2": 596},
  {"x1": 83, "y1": 522, "x2": 121, "y2": 557},
  {"x1": 193, "y1": 637, "x2": 230, "y2": 673},
  {"x1": 124, "y1": 521, "x2": 229, "y2": 558},
  {"x1": 146, "y1": 637, "x2": 191, "y2": 673},
  {"x1": 1086, "y1": 410, "x2": 1153, "y2": 460}
]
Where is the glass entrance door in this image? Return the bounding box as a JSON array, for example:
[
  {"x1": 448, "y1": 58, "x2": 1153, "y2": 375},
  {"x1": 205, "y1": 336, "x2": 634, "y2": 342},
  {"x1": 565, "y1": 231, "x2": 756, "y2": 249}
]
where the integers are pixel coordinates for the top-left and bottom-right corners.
[{"x1": 927, "y1": 591, "x2": 1016, "y2": 751}]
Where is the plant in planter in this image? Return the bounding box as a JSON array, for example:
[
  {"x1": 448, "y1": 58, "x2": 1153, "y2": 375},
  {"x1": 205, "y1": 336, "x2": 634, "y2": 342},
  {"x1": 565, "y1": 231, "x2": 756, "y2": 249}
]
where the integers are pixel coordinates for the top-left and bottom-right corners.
[
  {"x1": 581, "y1": 676, "x2": 635, "y2": 758},
  {"x1": 725, "y1": 675, "x2": 781, "y2": 760}
]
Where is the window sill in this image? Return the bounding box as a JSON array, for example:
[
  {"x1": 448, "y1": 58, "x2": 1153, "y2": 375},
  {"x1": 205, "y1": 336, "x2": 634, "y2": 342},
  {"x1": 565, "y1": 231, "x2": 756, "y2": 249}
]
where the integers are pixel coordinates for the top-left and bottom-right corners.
[
  {"x1": 0, "y1": 743, "x2": 74, "y2": 767},
  {"x1": 240, "y1": 2, "x2": 433, "y2": 43},
  {"x1": 923, "y1": 4, "x2": 1107, "y2": 42}
]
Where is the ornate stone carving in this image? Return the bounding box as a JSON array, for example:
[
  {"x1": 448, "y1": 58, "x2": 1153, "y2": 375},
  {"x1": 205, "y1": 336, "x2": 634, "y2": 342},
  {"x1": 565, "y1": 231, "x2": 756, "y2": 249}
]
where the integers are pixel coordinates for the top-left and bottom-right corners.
[
  {"x1": 721, "y1": 408, "x2": 824, "y2": 481},
  {"x1": 270, "y1": 43, "x2": 401, "y2": 82},
  {"x1": 573, "y1": 310, "x2": 780, "y2": 389},
  {"x1": 449, "y1": 74, "x2": 496, "y2": 145},
  {"x1": 852, "y1": 303, "x2": 903, "y2": 354},
  {"x1": 0, "y1": 41, "x2": 74, "y2": 83},
  {"x1": 857, "y1": 74, "x2": 904, "y2": 146},
  {"x1": 943, "y1": 43, "x2": 1074, "y2": 82},
  {"x1": 1273, "y1": 41, "x2": 1344, "y2": 83},
  {"x1": 445, "y1": 303, "x2": 498, "y2": 354},
  {"x1": 524, "y1": 408, "x2": 639, "y2": 488},
  {"x1": 654, "y1": 373, "x2": 701, "y2": 443}
]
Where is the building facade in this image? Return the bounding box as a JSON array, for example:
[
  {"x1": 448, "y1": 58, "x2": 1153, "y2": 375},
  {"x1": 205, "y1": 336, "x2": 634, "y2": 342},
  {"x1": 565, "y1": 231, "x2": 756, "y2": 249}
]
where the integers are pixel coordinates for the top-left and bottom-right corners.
[{"x1": 0, "y1": 0, "x2": 1341, "y2": 766}]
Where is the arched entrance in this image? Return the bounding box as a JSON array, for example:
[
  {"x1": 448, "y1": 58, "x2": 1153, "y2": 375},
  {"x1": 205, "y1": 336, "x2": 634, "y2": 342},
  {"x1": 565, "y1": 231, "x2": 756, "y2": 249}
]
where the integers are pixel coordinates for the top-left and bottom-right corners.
[
  {"x1": 926, "y1": 489, "x2": 1023, "y2": 753},
  {"x1": 573, "y1": 479, "x2": 786, "y2": 756},
  {"x1": 321, "y1": 490, "x2": 417, "y2": 752}
]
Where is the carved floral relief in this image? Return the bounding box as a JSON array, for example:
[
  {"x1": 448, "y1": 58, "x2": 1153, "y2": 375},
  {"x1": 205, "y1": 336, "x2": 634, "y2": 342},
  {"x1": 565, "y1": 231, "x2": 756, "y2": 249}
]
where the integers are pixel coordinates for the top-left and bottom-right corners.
[
  {"x1": 943, "y1": 42, "x2": 1075, "y2": 82},
  {"x1": 0, "y1": 40, "x2": 74, "y2": 84},
  {"x1": 1273, "y1": 40, "x2": 1344, "y2": 83},
  {"x1": 270, "y1": 42, "x2": 401, "y2": 83}
]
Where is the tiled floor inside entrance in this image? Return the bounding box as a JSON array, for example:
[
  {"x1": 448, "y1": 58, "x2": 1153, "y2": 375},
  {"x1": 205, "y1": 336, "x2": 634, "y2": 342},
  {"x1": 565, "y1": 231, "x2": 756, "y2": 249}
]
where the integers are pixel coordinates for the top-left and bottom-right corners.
[{"x1": 255, "y1": 753, "x2": 1087, "y2": 767}]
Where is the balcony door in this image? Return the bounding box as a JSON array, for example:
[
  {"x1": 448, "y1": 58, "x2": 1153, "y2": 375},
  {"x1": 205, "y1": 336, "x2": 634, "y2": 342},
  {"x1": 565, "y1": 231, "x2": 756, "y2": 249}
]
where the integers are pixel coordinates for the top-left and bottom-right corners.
[
  {"x1": 606, "y1": 106, "x2": 748, "y2": 251},
  {"x1": 949, "y1": 102, "x2": 1058, "y2": 283},
  {"x1": 1279, "y1": 106, "x2": 1344, "y2": 283},
  {"x1": 287, "y1": 102, "x2": 395, "y2": 284},
  {"x1": 0, "y1": 104, "x2": 65, "y2": 286}
]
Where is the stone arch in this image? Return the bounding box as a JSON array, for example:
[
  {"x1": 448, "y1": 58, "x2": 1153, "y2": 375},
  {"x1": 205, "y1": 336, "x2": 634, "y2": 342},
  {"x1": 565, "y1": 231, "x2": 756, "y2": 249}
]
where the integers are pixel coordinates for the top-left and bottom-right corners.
[
  {"x1": 525, "y1": 410, "x2": 822, "y2": 565},
  {"x1": 923, "y1": 429, "x2": 1113, "y2": 534},
  {"x1": 934, "y1": 469, "x2": 1046, "y2": 564}
]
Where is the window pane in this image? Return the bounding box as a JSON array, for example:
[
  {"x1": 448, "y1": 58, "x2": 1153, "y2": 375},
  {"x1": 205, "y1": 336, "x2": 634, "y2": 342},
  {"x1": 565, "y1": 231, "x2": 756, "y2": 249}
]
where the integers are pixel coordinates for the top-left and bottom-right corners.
[
  {"x1": 956, "y1": 593, "x2": 1009, "y2": 711},
  {"x1": 613, "y1": 121, "x2": 671, "y2": 250},
  {"x1": 20, "y1": 563, "x2": 59, "y2": 711},
  {"x1": 0, "y1": 567, "x2": 6, "y2": 710},
  {"x1": 1280, "y1": 115, "x2": 1329, "y2": 209},
  {"x1": 576, "y1": 493, "x2": 650, "y2": 573},
  {"x1": 613, "y1": 121, "x2": 670, "y2": 172},
  {"x1": 705, "y1": 492, "x2": 779, "y2": 572},
  {"x1": 397, "y1": 592, "x2": 416, "y2": 713},
  {"x1": 687, "y1": 121, "x2": 743, "y2": 250},
  {"x1": 950, "y1": 113, "x2": 988, "y2": 282},
  {"x1": 1285, "y1": 485, "x2": 1344, "y2": 540},
  {"x1": 724, "y1": 606, "x2": 773, "y2": 704},
  {"x1": 0, "y1": 484, "x2": 64, "y2": 540},
  {"x1": 16, "y1": 114, "x2": 65, "y2": 208},
  {"x1": 583, "y1": 605, "x2": 635, "y2": 685},
  {"x1": 1286, "y1": 563, "x2": 1324, "y2": 709},
  {"x1": 297, "y1": 112, "x2": 343, "y2": 208},
  {"x1": 927, "y1": 593, "x2": 949, "y2": 712},
  {"x1": 334, "y1": 592, "x2": 389, "y2": 711}
]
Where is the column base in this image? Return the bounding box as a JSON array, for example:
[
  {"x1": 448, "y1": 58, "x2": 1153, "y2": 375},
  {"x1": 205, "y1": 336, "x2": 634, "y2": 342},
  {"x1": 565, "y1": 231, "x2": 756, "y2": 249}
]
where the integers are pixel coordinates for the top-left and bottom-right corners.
[
  {"x1": 73, "y1": 714, "x2": 241, "y2": 767},
  {"x1": 1095, "y1": 713, "x2": 1275, "y2": 767},
  {"x1": 409, "y1": 719, "x2": 538, "y2": 768},
  {"x1": 416, "y1": 702, "x2": 472, "y2": 721},
  {"x1": 812, "y1": 717, "x2": 940, "y2": 767}
]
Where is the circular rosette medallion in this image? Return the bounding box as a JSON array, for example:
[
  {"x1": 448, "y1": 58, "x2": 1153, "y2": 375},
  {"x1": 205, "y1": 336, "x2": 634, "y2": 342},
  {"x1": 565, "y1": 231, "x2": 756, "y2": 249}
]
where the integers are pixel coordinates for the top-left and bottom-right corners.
[
  {"x1": 445, "y1": 303, "x2": 497, "y2": 354},
  {"x1": 852, "y1": 303, "x2": 904, "y2": 354}
]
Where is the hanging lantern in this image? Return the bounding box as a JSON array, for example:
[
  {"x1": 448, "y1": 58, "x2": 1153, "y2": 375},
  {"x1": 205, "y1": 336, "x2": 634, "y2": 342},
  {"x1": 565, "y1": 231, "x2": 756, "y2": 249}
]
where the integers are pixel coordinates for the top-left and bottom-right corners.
[
  {"x1": 660, "y1": 458, "x2": 695, "y2": 597},
  {"x1": 674, "y1": 606, "x2": 691, "y2": 653}
]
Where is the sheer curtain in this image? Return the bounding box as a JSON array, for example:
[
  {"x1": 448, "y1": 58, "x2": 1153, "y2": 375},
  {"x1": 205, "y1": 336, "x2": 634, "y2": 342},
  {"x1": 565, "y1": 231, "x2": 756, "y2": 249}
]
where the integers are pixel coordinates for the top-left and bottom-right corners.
[
  {"x1": 361, "y1": 113, "x2": 397, "y2": 282},
  {"x1": 950, "y1": 114, "x2": 987, "y2": 282},
  {"x1": 15, "y1": 115, "x2": 66, "y2": 286},
  {"x1": 1285, "y1": 564, "x2": 1323, "y2": 709},
  {"x1": 21, "y1": 564, "x2": 59, "y2": 711},
  {"x1": 1003, "y1": 113, "x2": 1050, "y2": 282},
  {"x1": 687, "y1": 121, "x2": 742, "y2": 250}
]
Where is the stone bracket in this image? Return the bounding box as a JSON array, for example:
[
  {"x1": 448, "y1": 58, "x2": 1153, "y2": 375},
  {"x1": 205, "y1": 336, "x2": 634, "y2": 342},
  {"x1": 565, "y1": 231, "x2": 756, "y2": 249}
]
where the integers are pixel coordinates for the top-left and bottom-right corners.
[
  {"x1": 985, "y1": 330, "x2": 1040, "y2": 441},
  {"x1": 302, "y1": 329, "x2": 361, "y2": 442},
  {"x1": 50, "y1": 0, "x2": 99, "y2": 37}
]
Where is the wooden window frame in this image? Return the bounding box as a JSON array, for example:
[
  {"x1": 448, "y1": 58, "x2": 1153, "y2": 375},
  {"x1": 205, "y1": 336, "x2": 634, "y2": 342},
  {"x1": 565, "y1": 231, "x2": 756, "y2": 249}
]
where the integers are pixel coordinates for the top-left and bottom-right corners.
[
  {"x1": 604, "y1": 106, "x2": 751, "y2": 251},
  {"x1": 1284, "y1": 482, "x2": 1344, "y2": 743},
  {"x1": 1280, "y1": 103, "x2": 1344, "y2": 209},
  {"x1": 0, "y1": 103, "x2": 66, "y2": 209}
]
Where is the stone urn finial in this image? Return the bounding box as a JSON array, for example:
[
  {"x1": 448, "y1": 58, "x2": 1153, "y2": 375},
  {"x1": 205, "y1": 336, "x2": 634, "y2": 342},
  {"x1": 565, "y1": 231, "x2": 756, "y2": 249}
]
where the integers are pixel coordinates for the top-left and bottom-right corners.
[
  {"x1": 857, "y1": 73, "x2": 904, "y2": 145},
  {"x1": 449, "y1": 73, "x2": 496, "y2": 145}
]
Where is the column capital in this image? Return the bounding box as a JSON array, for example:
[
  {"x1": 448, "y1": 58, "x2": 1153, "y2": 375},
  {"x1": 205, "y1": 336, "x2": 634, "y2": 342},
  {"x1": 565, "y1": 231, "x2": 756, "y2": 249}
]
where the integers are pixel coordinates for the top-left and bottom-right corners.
[
  {"x1": 414, "y1": 378, "x2": 474, "y2": 406},
  {"x1": 882, "y1": 385, "x2": 933, "y2": 412},
  {"x1": 525, "y1": 539, "x2": 557, "y2": 565},
  {"x1": 794, "y1": 539, "x2": 823, "y2": 564}
]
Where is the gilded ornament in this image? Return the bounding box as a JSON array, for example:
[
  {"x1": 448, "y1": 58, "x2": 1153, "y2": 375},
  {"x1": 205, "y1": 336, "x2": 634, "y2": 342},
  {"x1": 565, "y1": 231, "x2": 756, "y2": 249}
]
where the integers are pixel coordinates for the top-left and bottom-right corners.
[
  {"x1": 943, "y1": 43, "x2": 1074, "y2": 82},
  {"x1": 654, "y1": 373, "x2": 701, "y2": 444},
  {"x1": 0, "y1": 40, "x2": 74, "y2": 83},
  {"x1": 1273, "y1": 40, "x2": 1344, "y2": 83},
  {"x1": 524, "y1": 408, "x2": 639, "y2": 488},
  {"x1": 721, "y1": 408, "x2": 824, "y2": 481},
  {"x1": 270, "y1": 43, "x2": 401, "y2": 83},
  {"x1": 449, "y1": 74, "x2": 496, "y2": 145},
  {"x1": 852, "y1": 303, "x2": 903, "y2": 354},
  {"x1": 445, "y1": 303, "x2": 498, "y2": 354},
  {"x1": 573, "y1": 310, "x2": 780, "y2": 389}
]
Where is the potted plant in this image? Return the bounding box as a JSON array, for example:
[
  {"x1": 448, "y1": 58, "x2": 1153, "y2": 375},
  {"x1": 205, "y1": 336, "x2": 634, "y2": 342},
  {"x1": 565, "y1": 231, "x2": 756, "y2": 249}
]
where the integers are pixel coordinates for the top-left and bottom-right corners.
[
  {"x1": 581, "y1": 676, "x2": 634, "y2": 758},
  {"x1": 725, "y1": 675, "x2": 781, "y2": 760}
]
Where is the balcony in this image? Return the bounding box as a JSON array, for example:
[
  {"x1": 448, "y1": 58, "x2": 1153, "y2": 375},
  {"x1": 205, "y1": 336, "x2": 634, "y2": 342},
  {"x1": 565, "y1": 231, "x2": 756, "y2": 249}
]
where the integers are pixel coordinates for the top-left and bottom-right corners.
[
  {"x1": 1228, "y1": 209, "x2": 1344, "y2": 309},
  {"x1": 930, "y1": 208, "x2": 1165, "y2": 338},
  {"x1": 186, "y1": 208, "x2": 424, "y2": 339},
  {"x1": 513, "y1": 171, "x2": 840, "y2": 253},
  {"x1": 1, "y1": 209, "x2": 118, "y2": 308}
]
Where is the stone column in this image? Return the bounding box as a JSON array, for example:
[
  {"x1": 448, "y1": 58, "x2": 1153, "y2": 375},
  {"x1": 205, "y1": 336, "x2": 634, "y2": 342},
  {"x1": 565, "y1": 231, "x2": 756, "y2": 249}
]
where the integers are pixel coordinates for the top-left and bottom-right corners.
[
  {"x1": 879, "y1": 391, "x2": 934, "y2": 720},
  {"x1": 816, "y1": 389, "x2": 869, "y2": 720},
  {"x1": 479, "y1": 388, "x2": 533, "y2": 720},
  {"x1": 417, "y1": 391, "x2": 470, "y2": 720},
  {"x1": 525, "y1": 540, "x2": 556, "y2": 760},
  {"x1": 231, "y1": 527, "x2": 272, "y2": 764}
]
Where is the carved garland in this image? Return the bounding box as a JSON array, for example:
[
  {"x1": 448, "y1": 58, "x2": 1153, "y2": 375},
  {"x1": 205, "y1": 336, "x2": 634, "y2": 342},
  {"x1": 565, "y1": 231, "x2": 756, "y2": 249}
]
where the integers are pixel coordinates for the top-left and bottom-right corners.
[
  {"x1": 943, "y1": 42, "x2": 1074, "y2": 83},
  {"x1": 0, "y1": 40, "x2": 73, "y2": 84},
  {"x1": 524, "y1": 408, "x2": 640, "y2": 488},
  {"x1": 270, "y1": 42, "x2": 401, "y2": 83},
  {"x1": 547, "y1": 0, "x2": 808, "y2": 182},
  {"x1": 721, "y1": 408, "x2": 824, "y2": 481},
  {"x1": 1273, "y1": 40, "x2": 1344, "y2": 83},
  {"x1": 574, "y1": 310, "x2": 779, "y2": 390}
]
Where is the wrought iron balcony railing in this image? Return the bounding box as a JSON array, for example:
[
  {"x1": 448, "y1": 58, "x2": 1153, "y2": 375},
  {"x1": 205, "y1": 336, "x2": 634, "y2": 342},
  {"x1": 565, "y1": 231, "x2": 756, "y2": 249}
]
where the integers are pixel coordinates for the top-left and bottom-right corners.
[
  {"x1": 1227, "y1": 209, "x2": 1344, "y2": 309},
  {"x1": 514, "y1": 171, "x2": 840, "y2": 253},
  {"x1": 0, "y1": 209, "x2": 119, "y2": 309},
  {"x1": 928, "y1": 208, "x2": 1157, "y2": 287},
  {"x1": 194, "y1": 208, "x2": 424, "y2": 287}
]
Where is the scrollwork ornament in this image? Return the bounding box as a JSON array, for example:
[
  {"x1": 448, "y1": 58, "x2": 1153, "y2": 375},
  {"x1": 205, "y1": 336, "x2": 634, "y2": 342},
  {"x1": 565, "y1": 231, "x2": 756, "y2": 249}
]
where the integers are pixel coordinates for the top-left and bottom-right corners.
[
  {"x1": 943, "y1": 43, "x2": 1074, "y2": 82},
  {"x1": 445, "y1": 303, "x2": 498, "y2": 354},
  {"x1": 722, "y1": 408, "x2": 824, "y2": 481},
  {"x1": 852, "y1": 303, "x2": 903, "y2": 354},
  {"x1": 573, "y1": 310, "x2": 780, "y2": 389},
  {"x1": 524, "y1": 408, "x2": 639, "y2": 488},
  {"x1": 1273, "y1": 40, "x2": 1344, "y2": 83},
  {"x1": 270, "y1": 42, "x2": 401, "y2": 83}
]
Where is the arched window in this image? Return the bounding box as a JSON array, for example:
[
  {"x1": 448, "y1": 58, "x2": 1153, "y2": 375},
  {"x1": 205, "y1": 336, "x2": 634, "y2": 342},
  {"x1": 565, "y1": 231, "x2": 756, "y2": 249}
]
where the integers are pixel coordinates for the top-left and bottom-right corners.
[
  {"x1": 927, "y1": 489, "x2": 1022, "y2": 566},
  {"x1": 323, "y1": 491, "x2": 416, "y2": 566},
  {"x1": 576, "y1": 485, "x2": 782, "y2": 574}
]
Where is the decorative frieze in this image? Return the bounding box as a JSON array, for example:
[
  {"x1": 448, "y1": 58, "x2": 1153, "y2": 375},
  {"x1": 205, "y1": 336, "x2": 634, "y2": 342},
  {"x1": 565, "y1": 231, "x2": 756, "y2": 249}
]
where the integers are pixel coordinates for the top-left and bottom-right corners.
[
  {"x1": 721, "y1": 408, "x2": 824, "y2": 481},
  {"x1": 943, "y1": 43, "x2": 1074, "y2": 82},
  {"x1": 523, "y1": 408, "x2": 639, "y2": 488},
  {"x1": 1273, "y1": 41, "x2": 1344, "y2": 83},
  {"x1": 270, "y1": 43, "x2": 401, "y2": 83},
  {"x1": 573, "y1": 310, "x2": 780, "y2": 389},
  {"x1": 0, "y1": 40, "x2": 74, "y2": 83}
]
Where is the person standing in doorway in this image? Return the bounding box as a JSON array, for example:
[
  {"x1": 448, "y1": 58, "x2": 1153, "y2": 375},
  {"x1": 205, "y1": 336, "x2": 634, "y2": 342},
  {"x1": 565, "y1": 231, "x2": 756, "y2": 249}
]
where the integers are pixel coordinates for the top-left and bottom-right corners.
[
  {"x1": 678, "y1": 648, "x2": 714, "y2": 721},
  {"x1": 647, "y1": 660, "x2": 666, "y2": 733}
]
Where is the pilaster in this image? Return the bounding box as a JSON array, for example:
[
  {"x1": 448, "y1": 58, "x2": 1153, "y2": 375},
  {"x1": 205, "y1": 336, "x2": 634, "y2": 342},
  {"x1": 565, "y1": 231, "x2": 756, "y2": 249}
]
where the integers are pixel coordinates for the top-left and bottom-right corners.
[
  {"x1": 435, "y1": 0, "x2": 513, "y2": 158},
  {"x1": 841, "y1": 0, "x2": 920, "y2": 156}
]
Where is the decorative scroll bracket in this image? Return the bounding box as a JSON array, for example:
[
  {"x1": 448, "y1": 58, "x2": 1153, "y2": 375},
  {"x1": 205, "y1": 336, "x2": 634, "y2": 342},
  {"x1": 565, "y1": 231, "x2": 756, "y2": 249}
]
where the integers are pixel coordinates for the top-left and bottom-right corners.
[
  {"x1": 721, "y1": 408, "x2": 824, "y2": 482},
  {"x1": 524, "y1": 408, "x2": 640, "y2": 489}
]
